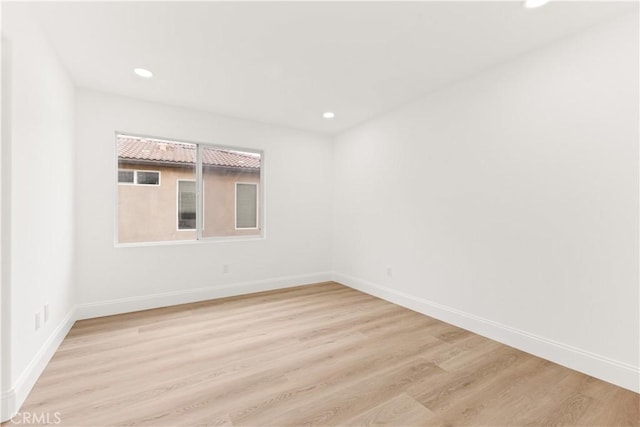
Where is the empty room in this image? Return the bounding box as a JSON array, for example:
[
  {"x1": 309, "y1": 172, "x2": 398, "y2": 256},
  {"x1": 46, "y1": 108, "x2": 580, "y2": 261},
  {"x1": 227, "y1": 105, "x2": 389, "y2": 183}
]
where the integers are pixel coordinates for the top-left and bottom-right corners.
[{"x1": 1, "y1": 0, "x2": 638, "y2": 426}]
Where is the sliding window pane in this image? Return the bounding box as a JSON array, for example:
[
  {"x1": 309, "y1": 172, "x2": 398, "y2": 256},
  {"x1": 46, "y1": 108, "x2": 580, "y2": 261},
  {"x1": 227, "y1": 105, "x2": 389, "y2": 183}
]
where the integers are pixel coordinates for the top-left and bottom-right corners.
[
  {"x1": 201, "y1": 146, "x2": 261, "y2": 238},
  {"x1": 117, "y1": 135, "x2": 196, "y2": 243}
]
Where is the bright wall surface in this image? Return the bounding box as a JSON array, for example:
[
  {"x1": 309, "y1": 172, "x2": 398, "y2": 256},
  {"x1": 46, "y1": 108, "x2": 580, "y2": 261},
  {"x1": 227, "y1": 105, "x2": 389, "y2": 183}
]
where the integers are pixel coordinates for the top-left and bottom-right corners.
[
  {"x1": 1, "y1": 0, "x2": 76, "y2": 401},
  {"x1": 75, "y1": 90, "x2": 332, "y2": 308},
  {"x1": 332, "y1": 12, "x2": 639, "y2": 390}
]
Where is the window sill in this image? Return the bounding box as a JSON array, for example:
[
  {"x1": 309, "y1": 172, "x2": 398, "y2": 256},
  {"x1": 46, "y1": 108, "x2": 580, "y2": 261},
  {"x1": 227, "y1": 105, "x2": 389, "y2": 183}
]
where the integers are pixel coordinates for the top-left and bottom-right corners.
[{"x1": 115, "y1": 235, "x2": 265, "y2": 248}]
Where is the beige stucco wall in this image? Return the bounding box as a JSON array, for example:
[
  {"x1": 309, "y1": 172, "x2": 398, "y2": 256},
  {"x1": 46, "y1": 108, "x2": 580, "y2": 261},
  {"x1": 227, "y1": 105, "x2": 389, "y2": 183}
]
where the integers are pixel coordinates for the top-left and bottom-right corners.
[
  {"x1": 118, "y1": 163, "x2": 260, "y2": 243},
  {"x1": 202, "y1": 167, "x2": 260, "y2": 238}
]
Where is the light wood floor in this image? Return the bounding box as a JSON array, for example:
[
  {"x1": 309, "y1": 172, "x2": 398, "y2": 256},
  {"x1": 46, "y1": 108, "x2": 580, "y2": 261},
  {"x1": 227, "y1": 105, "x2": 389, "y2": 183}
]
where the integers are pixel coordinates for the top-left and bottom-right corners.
[{"x1": 10, "y1": 282, "x2": 639, "y2": 426}]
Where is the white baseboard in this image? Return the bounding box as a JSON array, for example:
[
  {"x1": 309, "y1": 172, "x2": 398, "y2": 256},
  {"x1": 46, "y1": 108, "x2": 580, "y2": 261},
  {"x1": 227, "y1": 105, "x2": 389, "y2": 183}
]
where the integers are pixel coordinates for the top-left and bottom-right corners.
[
  {"x1": 76, "y1": 272, "x2": 333, "y2": 320},
  {"x1": 1, "y1": 307, "x2": 76, "y2": 422},
  {"x1": 333, "y1": 271, "x2": 640, "y2": 394},
  {"x1": 1, "y1": 390, "x2": 16, "y2": 423}
]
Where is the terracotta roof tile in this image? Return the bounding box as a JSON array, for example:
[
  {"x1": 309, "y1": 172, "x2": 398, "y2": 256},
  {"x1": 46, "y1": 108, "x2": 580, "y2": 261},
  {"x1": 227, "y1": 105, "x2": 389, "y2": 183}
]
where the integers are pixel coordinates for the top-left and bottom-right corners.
[{"x1": 117, "y1": 136, "x2": 260, "y2": 169}]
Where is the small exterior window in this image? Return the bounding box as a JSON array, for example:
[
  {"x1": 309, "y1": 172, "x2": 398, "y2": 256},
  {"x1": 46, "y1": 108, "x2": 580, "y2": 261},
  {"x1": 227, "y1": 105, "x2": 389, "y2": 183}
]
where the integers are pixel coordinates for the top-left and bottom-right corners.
[
  {"x1": 178, "y1": 180, "x2": 196, "y2": 230},
  {"x1": 137, "y1": 171, "x2": 160, "y2": 185},
  {"x1": 236, "y1": 183, "x2": 258, "y2": 229},
  {"x1": 118, "y1": 170, "x2": 134, "y2": 184},
  {"x1": 118, "y1": 169, "x2": 160, "y2": 186}
]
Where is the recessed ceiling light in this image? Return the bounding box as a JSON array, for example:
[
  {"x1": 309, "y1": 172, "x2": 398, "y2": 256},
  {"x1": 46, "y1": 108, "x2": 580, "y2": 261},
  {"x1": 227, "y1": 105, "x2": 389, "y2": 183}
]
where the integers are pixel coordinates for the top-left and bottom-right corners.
[
  {"x1": 524, "y1": 0, "x2": 551, "y2": 8},
  {"x1": 323, "y1": 112, "x2": 335, "y2": 119},
  {"x1": 133, "y1": 68, "x2": 153, "y2": 78}
]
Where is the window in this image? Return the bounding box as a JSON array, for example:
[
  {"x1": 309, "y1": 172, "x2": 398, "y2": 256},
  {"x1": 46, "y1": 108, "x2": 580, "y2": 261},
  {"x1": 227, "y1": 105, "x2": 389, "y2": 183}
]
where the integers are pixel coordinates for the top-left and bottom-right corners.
[
  {"x1": 137, "y1": 171, "x2": 160, "y2": 185},
  {"x1": 236, "y1": 183, "x2": 258, "y2": 229},
  {"x1": 118, "y1": 169, "x2": 160, "y2": 186},
  {"x1": 117, "y1": 134, "x2": 262, "y2": 244},
  {"x1": 118, "y1": 170, "x2": 134, "y2": 184},
  {"x1": 177, "y1": 180, "x2": 196, "y2": 230}
]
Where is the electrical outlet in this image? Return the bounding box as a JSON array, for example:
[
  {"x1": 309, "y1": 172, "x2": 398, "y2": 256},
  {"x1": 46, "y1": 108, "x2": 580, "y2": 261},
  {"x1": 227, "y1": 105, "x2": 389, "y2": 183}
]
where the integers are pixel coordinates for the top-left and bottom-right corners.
[
  {"x1": 223, "y1": 264, "x2": 229, "y2": 274},
  {"x1": 35, "y1": 312, "x2": 41, "y2": 331},
  {"x1": 44, "y1": 304, "x2": 50, "y2": 323}
]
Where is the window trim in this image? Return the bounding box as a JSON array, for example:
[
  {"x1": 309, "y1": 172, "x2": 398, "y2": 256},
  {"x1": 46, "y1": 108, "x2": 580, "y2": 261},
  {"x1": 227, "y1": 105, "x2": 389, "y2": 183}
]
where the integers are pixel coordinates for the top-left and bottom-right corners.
[
  {"x1": 234, "y1": 182, "x2": 259, "y2": 230},
  {"x1": 115, "y1": 131, "x2": 265, "y2": 247},
  {"x1": 118, "y1": 169, "x2": 161, "y2": 186}
]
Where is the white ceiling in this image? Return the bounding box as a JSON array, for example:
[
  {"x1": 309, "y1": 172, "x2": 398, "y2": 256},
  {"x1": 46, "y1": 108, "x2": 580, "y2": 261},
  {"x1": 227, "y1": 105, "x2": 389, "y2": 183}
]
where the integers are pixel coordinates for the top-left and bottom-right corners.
[{"x1": 26, "y1": 1, "x2": 636, "y2": 134}]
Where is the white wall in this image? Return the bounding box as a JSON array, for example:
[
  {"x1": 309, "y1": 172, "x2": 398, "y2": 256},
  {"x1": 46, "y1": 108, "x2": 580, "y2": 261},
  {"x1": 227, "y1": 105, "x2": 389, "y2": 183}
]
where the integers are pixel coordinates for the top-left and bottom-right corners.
[
  {"x1": 1, "y1": 35, "x2": 11, "y2": 420},
  {"x1": 1, "y1": 3, "x2": 77, "y2": 419},
  {"x1": 75, "y1": 90, "x2": 332, "y2": 313},
  {"x1": 332, "y1": 12, "x2": 639, "y2": 392}
]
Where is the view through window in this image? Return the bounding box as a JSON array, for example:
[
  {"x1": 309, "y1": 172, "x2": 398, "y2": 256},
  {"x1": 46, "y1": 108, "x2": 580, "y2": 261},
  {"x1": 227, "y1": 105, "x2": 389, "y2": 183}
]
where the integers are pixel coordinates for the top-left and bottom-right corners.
[{"x1": 117, "y1": 134, "x2": 261, "y2": 244}]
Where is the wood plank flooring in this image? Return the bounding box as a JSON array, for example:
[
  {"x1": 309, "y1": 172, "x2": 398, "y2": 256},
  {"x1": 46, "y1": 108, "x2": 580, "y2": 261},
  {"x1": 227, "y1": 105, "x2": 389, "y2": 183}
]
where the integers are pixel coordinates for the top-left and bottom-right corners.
[{"x1": 8, "y1": 282, "x2": 639, "y2": 426}]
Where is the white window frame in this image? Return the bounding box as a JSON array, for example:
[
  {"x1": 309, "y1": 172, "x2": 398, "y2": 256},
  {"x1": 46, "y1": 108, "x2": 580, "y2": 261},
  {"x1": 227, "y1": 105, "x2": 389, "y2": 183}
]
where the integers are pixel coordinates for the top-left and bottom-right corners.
[
  {"x1": 234, "y1": 182, "x2": 259, "y2": 230},
  {"x1": 115, "y1": 131, "x2": 264, "y2": 247},
  {"x1": 118, "y1": 169, "x2": 161, "y2": 186}
]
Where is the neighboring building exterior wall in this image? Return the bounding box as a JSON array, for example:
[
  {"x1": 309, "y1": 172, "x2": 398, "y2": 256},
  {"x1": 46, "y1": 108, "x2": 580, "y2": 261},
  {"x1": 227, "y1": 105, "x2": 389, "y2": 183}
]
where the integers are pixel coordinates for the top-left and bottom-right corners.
[{"x1": 118, "y1": 162, "x2": 259, "y2": 243}]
